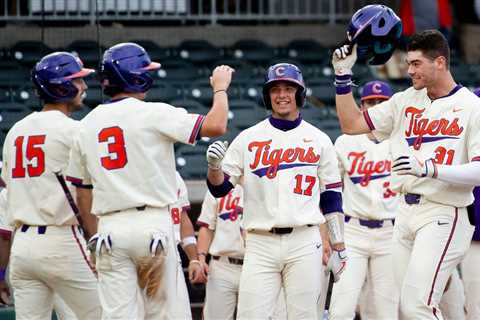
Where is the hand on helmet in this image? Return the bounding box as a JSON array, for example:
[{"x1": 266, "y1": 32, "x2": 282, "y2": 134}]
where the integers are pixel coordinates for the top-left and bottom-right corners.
[
  {"x1": 211, "y1": 65, "x2": 235, "y2": 93},
  {"x1": 332, "y1": 44, "x2": 357, "y2": 75}
]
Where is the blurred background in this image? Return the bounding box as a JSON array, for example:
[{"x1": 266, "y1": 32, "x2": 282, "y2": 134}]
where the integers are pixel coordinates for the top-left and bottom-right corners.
[{"x1": 0, "y1": 0, "x2": 480, "y2": 318}]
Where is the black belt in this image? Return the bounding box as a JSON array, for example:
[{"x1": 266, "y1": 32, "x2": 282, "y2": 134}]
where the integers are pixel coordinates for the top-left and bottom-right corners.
[
  {"x1": 212, "y1": 255, "x2": 244, "y2": 265},
  {"x1": 344, "y1": 216, "x2": 394, "y2": 229},
  {"x1": 269, "y1": 224, "x2": 313, "y2": 235},
  {"x1": 20, "y1": 225, "x2": 47, "y2": 234},
  {"x1": 113, "y1": 205, "x2": 147, "y2": 213},
  {"x1": 404, "y1": 193, "x2": 421, "y2": 205}
]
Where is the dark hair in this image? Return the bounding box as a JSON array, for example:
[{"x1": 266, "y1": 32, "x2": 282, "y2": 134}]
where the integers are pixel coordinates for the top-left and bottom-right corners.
[{"x1": 407, "y1": 29, "x2": 450, "y2": 68}]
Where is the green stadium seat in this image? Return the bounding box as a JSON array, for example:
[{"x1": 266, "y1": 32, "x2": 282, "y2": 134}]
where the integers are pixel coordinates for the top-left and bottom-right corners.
[
  {"x1": 229, "y1": 39, "x2": 275, "y2": 64},
  {"x1": 11, "y1": 41, "x2": 52, "y2": 67},
  {"x1": 285, "y1": 39, "x2": 329, "y2": 64},
  {"x1": 0, "y1": 61, "x2": 29, "y2": 87},
  {"x1": 0, "y1": 110, "x2": 31, "y2": 133},
  {"x1": 130, "y1": 40, "x2": 171, "y2": 62},
  {"x1": 12, "y1": 86, "x2": 42, "y2": 110},
  {"x1": 156, "y1": 59, "x2": 200, "y2": 83},
  {"x1": 146, "y1": 83, "x2": 182, "y2": 103},
  {"x1": 66, "y1": 40, "x2": 103, "y2": 67},
  {"x1": 169, "y1": 98, "x2": 207, "y2": 114},
  {"x1": 178, "y1": 40, "x2": 222, "y2": 65}
]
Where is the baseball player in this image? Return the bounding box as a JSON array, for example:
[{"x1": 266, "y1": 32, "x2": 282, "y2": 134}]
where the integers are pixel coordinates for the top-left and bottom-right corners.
[
  {"x1": 332, "y1": 29, "x2": 478, "y2": 319},
  {"x1": 330, "y1": 80, "x2": 399, "y2": 320},
  {"x1": 0, "y1": 187, "x2": 79, "y2": 319},
  {"x1": 66, "y1": 42, "x2": 233, "y2": 319},
  {"x1": 1, "y1": 52, "x2": 101, "y2": 320},
  {"x1": 205, "y1": 63, "x2": 347, "y2": 319},
  {"x1": 196, "y1": 184, "x2": 245, "y2": 319},
  {"x1": 459, "y1": 86, "x2": 480, "y2": 320}
]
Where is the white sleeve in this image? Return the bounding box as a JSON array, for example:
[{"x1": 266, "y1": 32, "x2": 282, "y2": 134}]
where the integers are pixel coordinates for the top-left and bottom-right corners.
[
  {"x1": 436, "y1": 161, "x2": 480, "y2": 186},
  {"x1": 197, "y1": 191, "x2": 218, "y2": 230},
  {"x1": 221, "y1": 133, "x2": 244, "y2": 186},
  {"x1": 66, "y1": 130, "x2": 92, "y2": 186},
  {"x1": 318, "y1": 138, "x2": 342, "y2": 192},
  {"x1": 363, "y1": 94, "x2": 398, "y2": 142}
]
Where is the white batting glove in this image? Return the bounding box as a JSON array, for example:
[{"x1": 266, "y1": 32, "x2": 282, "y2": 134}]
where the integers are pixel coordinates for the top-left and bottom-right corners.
[
  {"x1": 392, "y1": 156, "x2": 437, "y2": 178},
  {"x1": 87, "y1": 233, "x2": 112, "y2": 255},
  {"x1": 331, "y1": 44, "x2": 357, "y2": 75},
  {"x1": 326, "y1": 249, "x2": 348, "y2": 282},
  {"x1": 206, "y1": 141, "x2": 228, "y2": 170}
]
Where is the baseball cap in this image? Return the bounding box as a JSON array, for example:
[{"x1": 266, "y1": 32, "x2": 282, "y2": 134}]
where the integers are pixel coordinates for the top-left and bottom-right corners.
[
  {"x1": 360, "y1": 80, "x2": 393, "y2": 101},
  {"x1": 474, "y1": 87, "x2": 480, "y2": 97}
]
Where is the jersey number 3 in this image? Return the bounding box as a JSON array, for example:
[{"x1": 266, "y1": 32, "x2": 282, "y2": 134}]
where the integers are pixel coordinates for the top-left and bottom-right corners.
[
  {"x1": 98, "y1": 126, "x2": 128, "y2": 170},
  {"x1": 12, "y1": 135, "x2": 46, "y2": 178}
]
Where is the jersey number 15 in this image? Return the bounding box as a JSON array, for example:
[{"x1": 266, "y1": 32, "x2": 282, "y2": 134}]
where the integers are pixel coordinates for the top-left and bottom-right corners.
[{"x1": 12, "y1": 135, "x2": 46, "y2": 178}]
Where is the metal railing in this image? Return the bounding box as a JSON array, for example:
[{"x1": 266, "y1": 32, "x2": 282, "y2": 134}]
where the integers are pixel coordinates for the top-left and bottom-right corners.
[{"x1": 1, "y1": 0, "x2": 399, "y2": 24}]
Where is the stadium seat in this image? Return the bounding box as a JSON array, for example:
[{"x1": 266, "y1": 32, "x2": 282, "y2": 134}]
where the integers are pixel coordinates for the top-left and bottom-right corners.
[
  {"x1": 229, "y1": 107, "x2": 265, "y2": 131},
  {"x1": 66, "y1": 40, "x2": 103, "y2": 67},
  {"x1": 0, "y1": 61, "x2": 29, "y2": 87},
  {"x1": 307, "y1": 83, "x2": 335, "y2": 105},
  {"x1": 285, "y1": 39, "x2": 329, "y2": 64},
  {"x1": 146, "y1": 83, "x2": 182, "y2": 102},
  {"x1": 178, "y1": 40, "x2": 222, "y2": 65},
  {"x1": 0, "y1": 110, "x2": 31, "y2": 132},
  {"x1": 229, "y1": 39, "x2": 275, "y2": 64},
  {"x1": 0, "y1": 87, "x2": 11, "y2": 102},
  {"x1": 169, "y1": 98, "x2": 207, "y2": 114},
  {"x1": 155, "y1": 59, "x2": 200, "y2": 83},
  {"x1": 11, "y1": 41, "x2": 52, "y2": 67},
  {"x1": 176, "y1": 145, "x2": 208, "y2": 179},
  {"x1": 186, "y1": 80, "x2": 213, "y2": 105},
  {"x1": 130, "y1": 40, "x2": 171, "y2": 61},
  {"x1": 12, "y1": 86, "x2": 42, "y2": 110},
  {"x1": 83, "y1": 85, "x2": 104, "y2": 107},
  {"x1": 71, "y1": 108, "x2": 91, "y2": 121}
]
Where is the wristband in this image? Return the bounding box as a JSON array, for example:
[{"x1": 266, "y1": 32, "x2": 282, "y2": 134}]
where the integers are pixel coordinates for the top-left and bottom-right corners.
[
  {"x1": 334, "y1": 74, "x2": 354, "y2": 95},
  {"x1": 0, "y1": 269, "x2": 6, "y2": 281},
  {"x1": 181, "y1": 235, "x2": 197, "y2": 248},
  {"x1": 213, "y1": 89, "x2": 227, "y2": 95},
  {"x1": 189, "y1": 259, "x2": 201, "y2": 266}
]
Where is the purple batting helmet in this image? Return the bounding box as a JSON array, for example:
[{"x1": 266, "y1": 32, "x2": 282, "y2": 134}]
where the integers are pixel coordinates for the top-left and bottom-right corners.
[
  {"x1": 263, "y1": 63, "x2": 306, "y2": 110},
  {"x1": 100, "y1": 42, "x2": 161, "y2": 94},
  {"x1": 360, "y1": 80, "x2": 393, "y2": 101},
  {"x1": 347, "y1": 4, "x2": 403, "y2": 65},
  {"x1": 32, "y1": 52, "x2": 94, "y2": 103}
]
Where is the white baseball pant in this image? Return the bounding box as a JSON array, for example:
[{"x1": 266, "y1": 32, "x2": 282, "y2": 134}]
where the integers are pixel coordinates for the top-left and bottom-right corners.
[
  {"x1": 438, "y1": 267, "x2": 465, "y2": 320},
  {"x1": 95, "y1": 207, "x2": 190, "y2": 320},
  {"x1": 53, "y1": 294, "x2": 78, "y2": 320},
  {"x1": 329, "y1": 220, "x2": 399, "y2": 320},
  {"x1": 203, "y1": 256, "x2": 287, "y2": 320},
  {"x1": 392, "y1": 199, "x2": 474, "y2": 320},
  {"x1": 461, "y1": 241, "x2": 480, "y2": 320},
  {"x1": 237, "y1": 225, "x2": 324, "y2": 320},
  {"x1": 9, "y1": 225, "x2": 101, "y2": 320}
]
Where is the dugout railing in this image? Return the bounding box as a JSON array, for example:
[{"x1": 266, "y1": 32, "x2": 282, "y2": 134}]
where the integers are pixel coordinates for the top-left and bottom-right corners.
[{"x1": 0, "y1": 0, "x2": 399, "y2": 24}]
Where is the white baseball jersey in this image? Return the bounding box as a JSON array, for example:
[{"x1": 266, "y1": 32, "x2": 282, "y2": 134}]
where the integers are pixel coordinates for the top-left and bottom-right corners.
[
  {"x1": 171, "y1": 171, "x2": 190, "y2": 244},
  {"x1": 335, "y1": 134, "x2": 398, "y2": 220},
  {"x1": 197, "y1": 185, "x2": 244, "y2": 258},
  {"x1": 364, "y1": 86, "x2": 480, "y2": 207},
  {"x1": 0, "y1": 188, "x2": 12, "y2": 235},
  {"x1": 1, "y1": 111, "x2": 79, "y2": 228},
  {"x1": 67, "y1": 97, "x2": 204, "y2": 215},
  {"x1": 222, "y1": 118, "x2": 342, "y2": 230}
]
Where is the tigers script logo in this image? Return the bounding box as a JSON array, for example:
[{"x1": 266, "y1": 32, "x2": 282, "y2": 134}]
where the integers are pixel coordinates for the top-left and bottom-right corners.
[
  {"x1": 404, "y1": 107, "x2": 463, "y2": 150},
  {"x1": 347, "y1": 151, "x2": 391, "y2": 186},
  {"x1": 248, "y1": 140, "x2": 320, "y2": 178}
]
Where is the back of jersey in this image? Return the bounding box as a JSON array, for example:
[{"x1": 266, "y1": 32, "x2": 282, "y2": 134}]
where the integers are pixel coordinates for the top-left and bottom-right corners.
[
  {"x1": 1, "y1": 111, "x2": 79, "y2": 227},
  {"x1": 70, "y1": 97, "x2": 203, "y2": 215}
]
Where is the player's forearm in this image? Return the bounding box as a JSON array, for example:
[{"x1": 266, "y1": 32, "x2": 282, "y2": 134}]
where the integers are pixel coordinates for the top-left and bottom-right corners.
[
  {"x1": 76, "y1": 188, "x2": 98, "y2": 239},
  {"x1": 335, "y1": 93, "x2": 370, "y2": 135},
  {"x1": 197, "y1": 227, "x2": 214, "y2": 263},
  {"x1": 435, "y1": 161, "x2": 480, "y2": 186},
  {"x1": 200, "y1": 92, "x2": 228, "y2": 137},
  {"x1": 0, "y1": 238, "x2": 10, "y2": 269},
  {"x1": 180, "y1": 212, "x2": 198, "y2": 261}
]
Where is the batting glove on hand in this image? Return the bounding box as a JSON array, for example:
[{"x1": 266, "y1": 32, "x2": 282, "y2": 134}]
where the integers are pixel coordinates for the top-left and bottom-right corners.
[
  {"x1": 87, "y1": 233, "x2": 112, "y2": 255},
  {"x1": 327, "y1": 249, "x2": 348, "y2": 282},
  {"x1": 392, "y1": 156, "x2": 437, "y2": 178},
  {"x1": 331, "y1": 44, "x2": 357, "y2": 76},
  {"x1": 206, "y1": 141, "x2": 228, "y2": 170}
]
